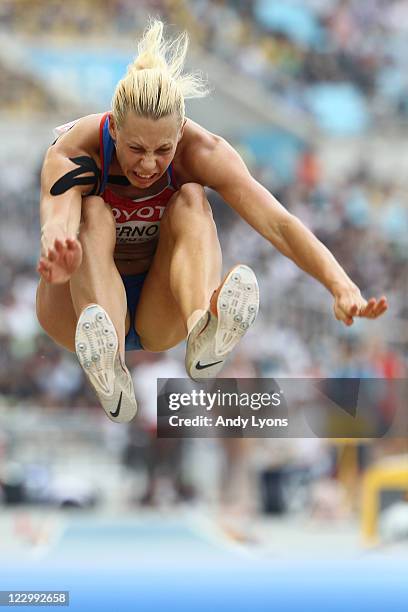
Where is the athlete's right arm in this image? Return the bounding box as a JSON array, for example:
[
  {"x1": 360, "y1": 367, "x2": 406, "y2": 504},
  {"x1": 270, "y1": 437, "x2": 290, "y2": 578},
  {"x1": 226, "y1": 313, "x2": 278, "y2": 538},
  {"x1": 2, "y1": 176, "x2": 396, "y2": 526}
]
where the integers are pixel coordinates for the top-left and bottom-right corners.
[{"x1": 38, "y1": 114, "x2": 101, "y2": 284}]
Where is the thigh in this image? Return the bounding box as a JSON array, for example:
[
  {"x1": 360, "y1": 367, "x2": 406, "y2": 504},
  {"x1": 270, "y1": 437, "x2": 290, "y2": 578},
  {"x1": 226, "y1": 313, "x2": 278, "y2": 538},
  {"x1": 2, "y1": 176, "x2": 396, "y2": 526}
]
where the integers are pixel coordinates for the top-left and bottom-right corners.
[
  {"x1": 135, "y1": 184, "x2": 222, "y2": 351},
  {"x1": 135, "y1": 253, "x2": 186, "y2": 352}
]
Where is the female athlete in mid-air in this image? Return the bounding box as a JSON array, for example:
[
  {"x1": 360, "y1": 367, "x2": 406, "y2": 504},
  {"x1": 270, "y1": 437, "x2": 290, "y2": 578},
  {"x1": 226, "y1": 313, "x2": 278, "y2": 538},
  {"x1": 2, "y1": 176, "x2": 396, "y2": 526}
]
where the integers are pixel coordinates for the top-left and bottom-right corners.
[{"x1": 36, "y1": 20, "x2": 387, "y2": 423}]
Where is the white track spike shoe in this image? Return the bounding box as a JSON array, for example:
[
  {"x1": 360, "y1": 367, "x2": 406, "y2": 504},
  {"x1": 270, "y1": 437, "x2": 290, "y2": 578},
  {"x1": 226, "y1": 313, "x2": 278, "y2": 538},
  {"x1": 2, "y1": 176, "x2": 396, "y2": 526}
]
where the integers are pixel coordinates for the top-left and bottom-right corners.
[
  {"x1": 186, "y1": 264, "x2": 259, "y2": 380},
  {"x1": 75, "y1": 304, "x2": 137, "y2": 423}
]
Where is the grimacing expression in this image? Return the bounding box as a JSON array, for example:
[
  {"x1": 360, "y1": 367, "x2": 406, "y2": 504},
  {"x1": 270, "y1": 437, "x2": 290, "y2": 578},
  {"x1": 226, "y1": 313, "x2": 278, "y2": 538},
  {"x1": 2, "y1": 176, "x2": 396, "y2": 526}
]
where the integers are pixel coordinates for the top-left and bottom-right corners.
[{"x1": 109, "y1": 112, "x2": 183, "y2": 188}]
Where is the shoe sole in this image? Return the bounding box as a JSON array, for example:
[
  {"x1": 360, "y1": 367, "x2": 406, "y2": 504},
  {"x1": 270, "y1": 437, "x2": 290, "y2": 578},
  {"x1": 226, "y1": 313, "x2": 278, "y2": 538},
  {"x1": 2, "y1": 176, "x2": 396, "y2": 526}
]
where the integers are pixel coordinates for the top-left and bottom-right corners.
[
  {"x1": 186, "y1": 264, "x2": 259, "y2": 379},
  {"x1": 75, "y1": 304, "x2": 137, "y2": 423}
]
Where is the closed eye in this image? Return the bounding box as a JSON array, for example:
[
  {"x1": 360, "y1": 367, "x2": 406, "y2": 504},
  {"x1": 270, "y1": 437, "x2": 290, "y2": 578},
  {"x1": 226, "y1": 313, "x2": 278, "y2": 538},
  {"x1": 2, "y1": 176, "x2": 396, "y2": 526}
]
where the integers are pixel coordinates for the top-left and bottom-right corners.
[{"x1": 129, "y1": 146, "x2": 172, "y2": 154}]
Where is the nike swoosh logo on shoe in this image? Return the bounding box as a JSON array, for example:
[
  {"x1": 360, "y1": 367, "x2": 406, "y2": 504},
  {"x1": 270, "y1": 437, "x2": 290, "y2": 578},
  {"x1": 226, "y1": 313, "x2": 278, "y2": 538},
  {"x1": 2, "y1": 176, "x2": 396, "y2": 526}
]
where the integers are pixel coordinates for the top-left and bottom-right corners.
[
  {"x1": 110, "y1": 391, "x2": 122, "y2": 418},
  {"x1": 196, "y1": 360, "x2": 224, "y2": 370}
]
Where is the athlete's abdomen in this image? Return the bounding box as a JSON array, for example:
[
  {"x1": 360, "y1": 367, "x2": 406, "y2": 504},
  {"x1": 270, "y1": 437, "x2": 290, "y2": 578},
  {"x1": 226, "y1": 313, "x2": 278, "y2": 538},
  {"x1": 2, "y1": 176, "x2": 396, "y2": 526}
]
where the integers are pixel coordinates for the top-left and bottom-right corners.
[{"x1": 114, "y1": 242, "x2": 156, "y2": 275}]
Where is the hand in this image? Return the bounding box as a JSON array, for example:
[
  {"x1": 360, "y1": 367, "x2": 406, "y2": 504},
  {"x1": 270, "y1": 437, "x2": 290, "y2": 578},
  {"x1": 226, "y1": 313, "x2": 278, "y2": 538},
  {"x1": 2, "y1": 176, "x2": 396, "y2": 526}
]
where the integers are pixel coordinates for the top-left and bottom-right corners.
[
  {"x1": 333, "y1": 285, "x2": 388, "y2": 326},
  {"x1": 37, "y1": 237, "x2": 82, "y2": 284}
]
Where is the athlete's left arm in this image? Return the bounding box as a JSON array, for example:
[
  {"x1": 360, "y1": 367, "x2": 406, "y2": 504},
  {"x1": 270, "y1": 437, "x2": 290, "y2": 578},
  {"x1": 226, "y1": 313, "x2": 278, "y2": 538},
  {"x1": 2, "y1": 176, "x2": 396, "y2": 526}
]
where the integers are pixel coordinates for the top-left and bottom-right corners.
[{"x1": 193, "y1": 136, "x2": 387, "y2": 326}]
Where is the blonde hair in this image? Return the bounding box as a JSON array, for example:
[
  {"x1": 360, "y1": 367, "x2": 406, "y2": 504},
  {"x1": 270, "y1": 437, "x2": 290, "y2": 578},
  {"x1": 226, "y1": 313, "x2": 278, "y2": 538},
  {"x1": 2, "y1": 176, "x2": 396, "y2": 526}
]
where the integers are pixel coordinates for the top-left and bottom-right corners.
[{"x1": 112, "y1": 20, "x2": 208, "y2": 127}]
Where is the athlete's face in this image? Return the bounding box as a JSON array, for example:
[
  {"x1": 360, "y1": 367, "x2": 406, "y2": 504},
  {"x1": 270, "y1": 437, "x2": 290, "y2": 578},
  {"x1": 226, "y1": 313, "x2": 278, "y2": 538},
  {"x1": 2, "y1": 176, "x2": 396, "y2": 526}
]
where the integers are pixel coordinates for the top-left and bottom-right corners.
[{"x1": 109, "y1": 112, "x2": 183, "y2": 188}]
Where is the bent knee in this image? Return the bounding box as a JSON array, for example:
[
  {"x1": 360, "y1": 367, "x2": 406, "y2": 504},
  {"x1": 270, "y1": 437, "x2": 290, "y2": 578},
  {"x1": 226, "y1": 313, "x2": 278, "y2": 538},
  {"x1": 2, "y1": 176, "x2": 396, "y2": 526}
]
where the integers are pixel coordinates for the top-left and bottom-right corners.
[
  {"x1": 81, "y1": 196, "x2": 116, "y2": 232},
  {"x1": 178, "y1": 182, "x2": 206, "y2": 201},
  {"x1": 172, "y1": 183, "x2": 211, "y2": 214},
  {"x1": 163, "y1": 183, "x2": 214, "y2": 232}
]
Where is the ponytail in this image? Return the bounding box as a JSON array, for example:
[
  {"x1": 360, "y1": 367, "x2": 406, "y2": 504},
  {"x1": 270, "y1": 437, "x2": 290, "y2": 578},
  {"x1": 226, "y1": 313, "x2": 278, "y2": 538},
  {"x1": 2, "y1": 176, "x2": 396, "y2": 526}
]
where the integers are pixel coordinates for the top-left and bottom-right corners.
[{"x1": 112, "y1": 19, "x2": 209, "y2": 127}]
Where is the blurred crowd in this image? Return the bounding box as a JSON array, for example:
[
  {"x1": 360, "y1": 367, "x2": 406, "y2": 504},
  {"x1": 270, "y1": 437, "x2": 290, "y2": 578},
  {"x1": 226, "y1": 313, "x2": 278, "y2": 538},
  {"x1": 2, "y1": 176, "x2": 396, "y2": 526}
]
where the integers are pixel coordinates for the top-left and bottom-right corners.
[
  {"x1": 189, "y1": 0, "x2": 408, "y2": 126},
  {"x1": 2, "y1": 0, "x2": 408, "y2": 126}
]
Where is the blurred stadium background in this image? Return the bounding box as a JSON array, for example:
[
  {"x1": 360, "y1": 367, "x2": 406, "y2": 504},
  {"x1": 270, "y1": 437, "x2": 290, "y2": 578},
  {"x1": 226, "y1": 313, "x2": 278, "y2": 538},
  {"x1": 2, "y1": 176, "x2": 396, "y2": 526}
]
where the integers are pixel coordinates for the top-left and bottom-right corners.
[{"x1": 0, "y1": 1, "x2": 407, "y2": 609}]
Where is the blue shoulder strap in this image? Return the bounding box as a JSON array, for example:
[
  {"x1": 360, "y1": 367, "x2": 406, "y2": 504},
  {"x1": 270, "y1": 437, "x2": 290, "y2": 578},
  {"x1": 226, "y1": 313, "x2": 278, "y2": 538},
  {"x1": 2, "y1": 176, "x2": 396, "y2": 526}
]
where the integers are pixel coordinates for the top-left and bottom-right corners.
[
  {"x1": 99, "y1": 115, "x2": 115, "y2": 195},
  {"x1": 167, "y1": 162, "x2": 177, "y2": 189}
]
